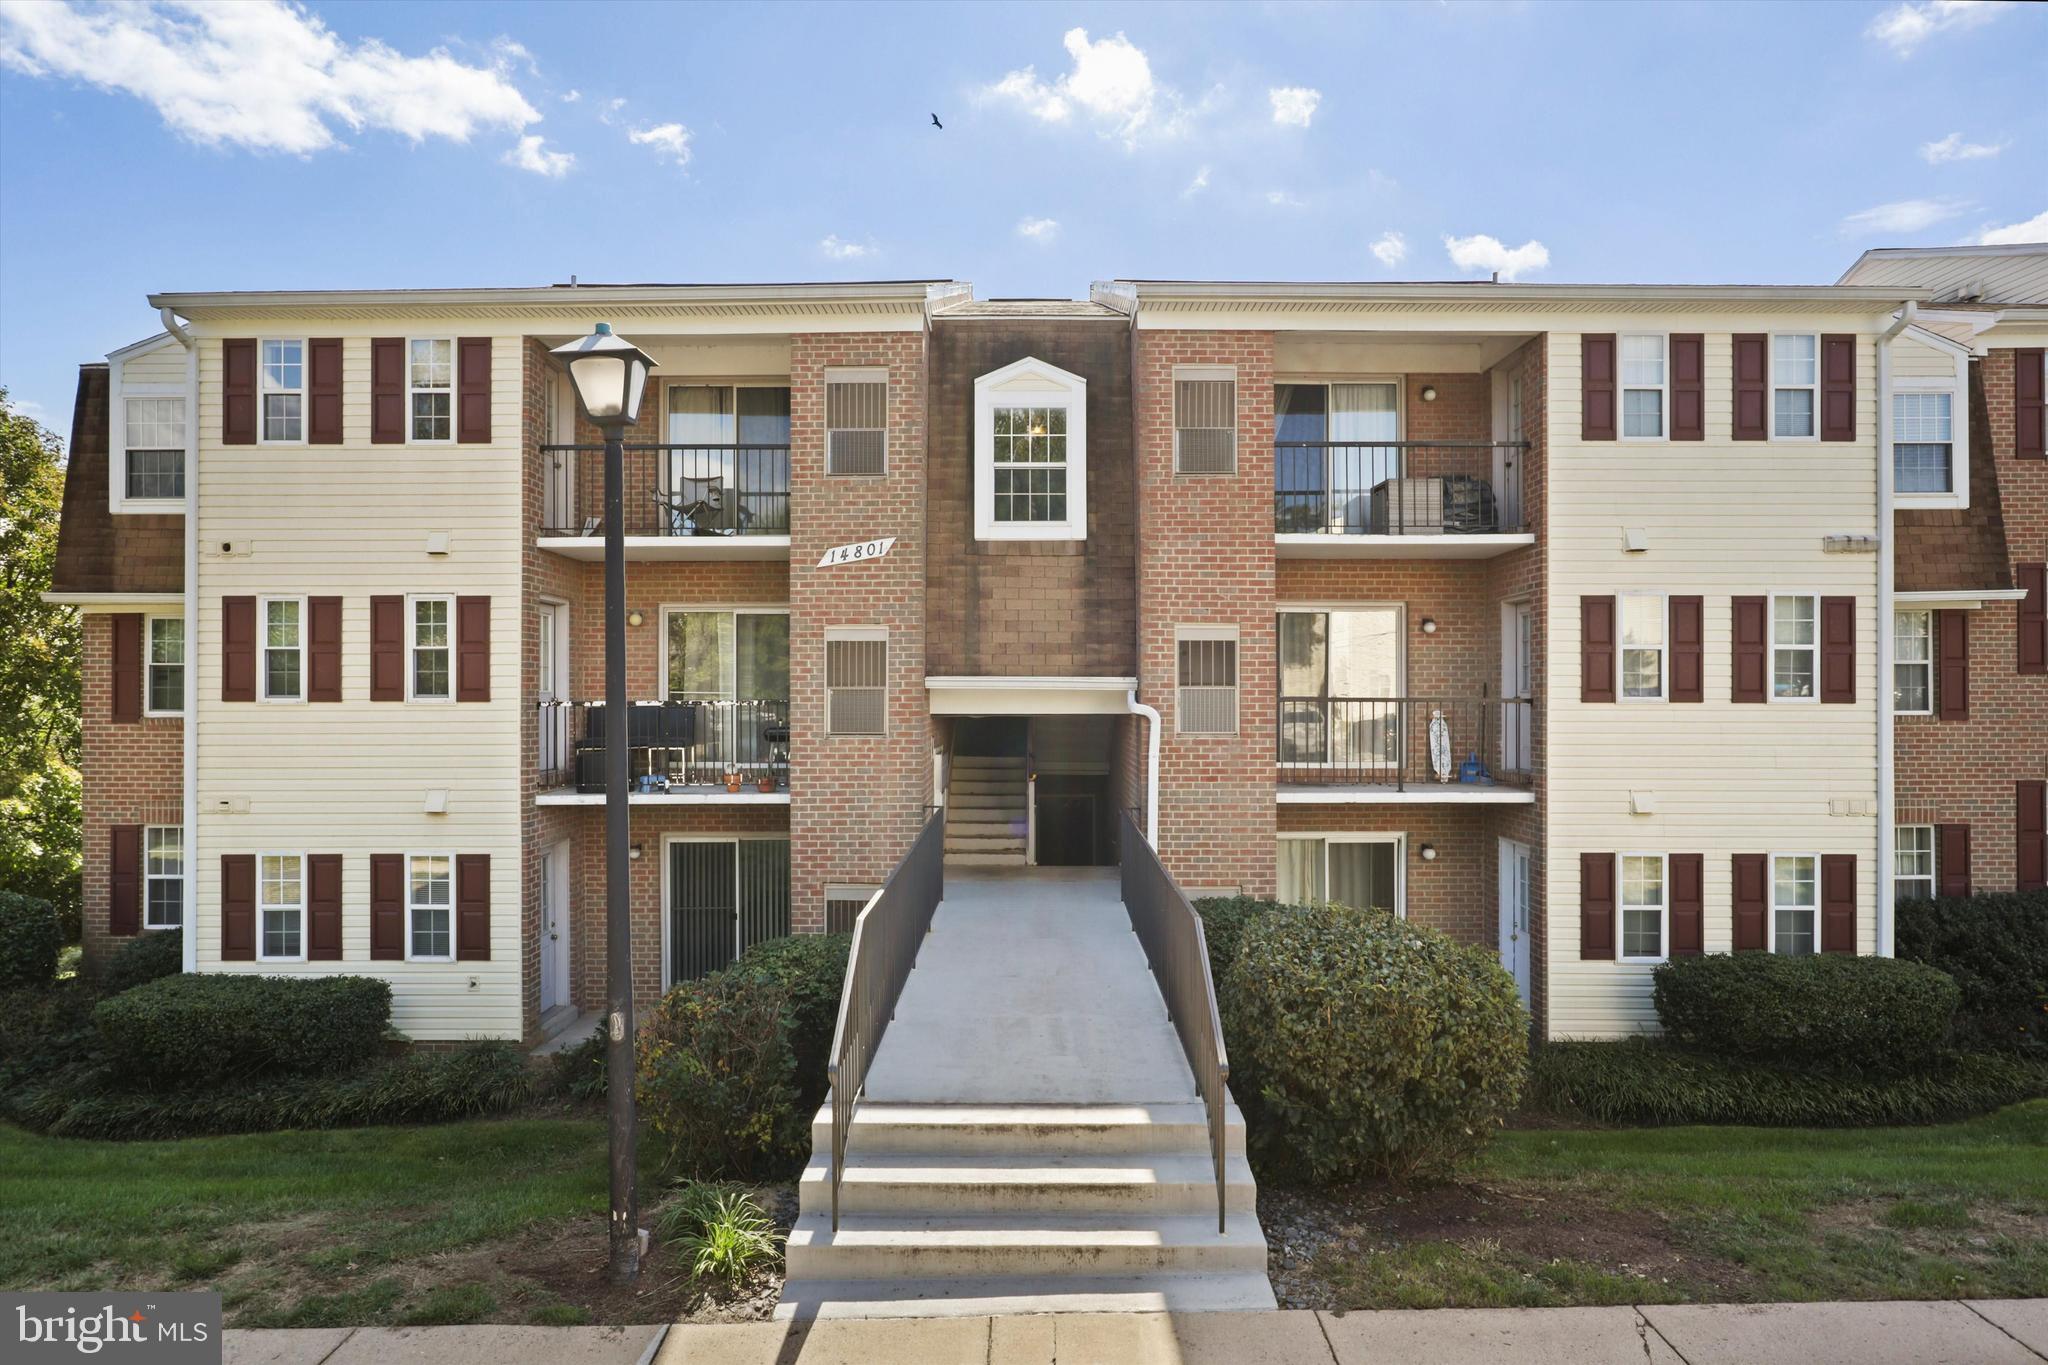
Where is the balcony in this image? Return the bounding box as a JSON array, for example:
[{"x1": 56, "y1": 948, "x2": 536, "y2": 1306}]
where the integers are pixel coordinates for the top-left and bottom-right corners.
[
  {"x1": 538, "y1": 444, "x2": 792, "y2": 560},
  {"x1": 536, "y1": 699, "x2": 791, "y2": 804},
  {"x1": 1277, "y1": 696, "x2": 1534, "y2": 803},
  {"x1": 1274, "y1": 441, "x2": 1532, "y2": 559}
]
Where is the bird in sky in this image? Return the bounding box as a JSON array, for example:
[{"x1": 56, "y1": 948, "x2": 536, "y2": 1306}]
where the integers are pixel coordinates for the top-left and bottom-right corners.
[{"x1": 931, "y1": 113, "x2": 943, "y2": 129}]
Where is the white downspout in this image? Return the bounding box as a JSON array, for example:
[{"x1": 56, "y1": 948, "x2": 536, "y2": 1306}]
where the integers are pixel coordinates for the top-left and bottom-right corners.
[
  {"x1": 168, "y1": 309, "x2": 198, "y2": 975},
  {"x1": 1875, "y1": 302, "x2": 1913, "y2": 958},
  {"x1": 1126, "y1": 690, "x2": 1160, "y2": 848}
]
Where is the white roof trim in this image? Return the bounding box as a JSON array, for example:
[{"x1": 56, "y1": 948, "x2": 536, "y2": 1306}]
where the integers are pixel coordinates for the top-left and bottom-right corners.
[
  {"x1": 927, "y1": 676, "x2": 1137, "y2": 692},
  {"x1": 1894, "y1": 589, "x2": 2029, "y2": 611},
  {"x1": 151, "y1": 281, "x2": 946, "y2": 311},
  {"x1": 1898, "y1": 322, "x2": 1975, "y2": 358},
  {"x1": 1111, "y1": 280, "x2": 1925, "y2": 307},
  {"x1": 107, "y1": 331, "x2": 177, "y2": 361},
  {"x1": 42, "y1": 591, "x2": 183, "y2": 610}
]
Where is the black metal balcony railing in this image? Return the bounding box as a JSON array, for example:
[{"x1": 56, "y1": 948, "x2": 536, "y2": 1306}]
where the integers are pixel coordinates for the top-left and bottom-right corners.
[
  {"x1": 540, "y1": 444, "x2": 791, "y2": 538},
  {"x1": 1274, "y1": 441, "x2": 1528, "y2": 536},
  {"x1": 1277, "y1": 696, "x2": 1534, "y2": 790},
  {"x1": 536, "y1": 699, "x2": 791, "y2": 793}
]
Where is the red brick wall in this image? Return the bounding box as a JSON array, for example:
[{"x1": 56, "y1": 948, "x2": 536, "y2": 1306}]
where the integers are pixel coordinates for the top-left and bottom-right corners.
[{"x1": 79, "y1": 612, "x2": 182, "y2": 968}]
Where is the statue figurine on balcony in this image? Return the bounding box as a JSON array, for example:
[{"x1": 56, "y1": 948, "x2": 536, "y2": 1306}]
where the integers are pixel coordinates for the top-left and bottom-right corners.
[{"x1": 1428, "y1": 708, "x2": 1452, "y2": 783}]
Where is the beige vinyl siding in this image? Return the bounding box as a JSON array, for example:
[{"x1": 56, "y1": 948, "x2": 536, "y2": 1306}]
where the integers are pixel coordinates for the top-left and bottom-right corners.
[
  {"x1": 1892, "y1": 332, "x2": 1961, "y2": 380},
  {"x1": 1545, "y1": 327, "x2": 1881, "y2": 1039},
  {"x1": 192, "y1": 330, "x2": 524, "y2": 1040},
  {"x1": 121, "y1": 339, "x2": 189, "y2": 387}
]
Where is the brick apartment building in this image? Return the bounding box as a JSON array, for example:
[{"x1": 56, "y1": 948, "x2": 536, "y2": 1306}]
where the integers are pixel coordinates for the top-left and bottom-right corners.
[{"x1": 45, "y1": 246, "x2": 2048, "y2": 1046}]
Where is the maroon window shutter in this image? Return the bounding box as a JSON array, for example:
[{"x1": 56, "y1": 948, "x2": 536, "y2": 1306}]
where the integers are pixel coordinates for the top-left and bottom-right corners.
[
  {"x1": 1731, "y1": 854, "x2": 1768, "y2": 951},
  {"x1": 1820, "y1": 853, "x2": 1857, "y2": 954},
  {"x1": 1581, "y1": 335, "x2": 1616, "y2": 440},
  {"x1": 1937, "y1": 825, "x2": 1971, "y2": 900},
  {"x1": 1580, "y1": 596, "x2": 1616, "y2": 703},
  {"x1": 307, "y1": 853, "x2": 343, "y2": 961},
  {"x1": 2015, "y1": 349, "x2": 2045, "y2": 460},
  {"x1": 307, "y1": 338, "x2": 344, "y2": 444},
  {"x1": 1820, "y1": 334, "x2": 1857, "y2": 442},
  {"x1": 2020, "y1": 565, "x2": 2047, "y2": 675},
  {"x1": 371, "y1": 338, "x2": 405, "y2": 444},
  {"x1": 221, "y1": 596, "x2": 256, "y2": 702},
  {"x1": 308, "y1": 596, "x2": 343, "y2": 702},
  {"x1": 222, "y1": 339, "x2": 257, "y2": 445},
  {"x1": 457, "y1": 596, "x2": 491, "y2": 702},
  {"x1": 1579, "y1": 852, "x2": 1615, "y2": 960},
  {"x1": 456, "y1": 853, "x2": 491, "y2": 961},
  {"x1": 111, "y1": 613, "x2": 143, "y2": 723},
  {"x1": 370, "y1": 596, "x2": 405, "y2": 701},
  {"x1": 221, "y1": 854, "x2": 256, "y2": 961},
  {"x1": 1669, "y1": 852, "x2": 1704, "y2": 956},
  {"x1": 1669, "y1": 596, "x2": 1704, "y2": 702},
  {"x1": 1731, "y1": 596, "x2": 1767, "y2": 702},
  {"x1": 1936, "y1": 610, "x2": 1969, "y2": 721},
  {"x1": 1670, "y1": 334, "x2": 1705, "y2": 441},
  {"x1": 457, "y1": 338, "x2": 492, "y2": 443},
  {"x1": 108, "y1": 825, "x2": 142, "y2": 937},
  {"x1": 2019, "y1": 782, "x2": 2047, "y2": 892},
  {"x1": 1820, "y1": 596, "x2": 1856, "y2": 703},
  {"x1": 1732, "y1": 334, "x2": 1768, "y2": 441},
  {"x1": 370, "y1": 853, "x2": 405, "y2": 959}
]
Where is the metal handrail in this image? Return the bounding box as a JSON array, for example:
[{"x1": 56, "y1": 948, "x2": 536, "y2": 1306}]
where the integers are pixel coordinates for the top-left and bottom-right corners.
[
  {"x1": 1276, "y1": 695, "x2": 1534, "y2": 790},
  {"x1": 540, "y1": 442, "x2": 791, "y2": 538},
  {"x1": 1273, "y1": 439, "x2": 1528, "y2": 536},
  {"x1": 1118, "y1": 810, "x2": 1231, "y2": 1234},
  {"x1": 825, "y1": 809, "x2": 946, "y2": 1232}
]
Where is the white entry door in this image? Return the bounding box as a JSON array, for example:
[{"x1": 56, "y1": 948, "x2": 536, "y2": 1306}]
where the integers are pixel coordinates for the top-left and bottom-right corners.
[
  {"x1": 1500, "y1": 602, "x2": 1533, "y2": 773},
  {"x1": 538, "y1": 601, "x2": 569, "y2": 781},
  {"x1": 539, "y1": 842, "x2": 570, "y2": 1015},
  {"x1": 1498, "y1": 838, "x2": 1533, "y2": 1007}
]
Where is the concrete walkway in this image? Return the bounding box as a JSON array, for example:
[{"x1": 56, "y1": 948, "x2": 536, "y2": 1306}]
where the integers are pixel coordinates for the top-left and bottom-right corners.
[
  {"x1": 222, "y1": 1300, "x2": 2048, "y2": 1364},
  {"x1": 861, "y1": 868, "x2": 1195, "y2": 1105}
]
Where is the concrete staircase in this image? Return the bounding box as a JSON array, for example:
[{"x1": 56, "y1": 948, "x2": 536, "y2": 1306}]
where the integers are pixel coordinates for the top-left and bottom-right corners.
[{"x1": 943, "y1": 755, "x2": 1028, "y2": 866}]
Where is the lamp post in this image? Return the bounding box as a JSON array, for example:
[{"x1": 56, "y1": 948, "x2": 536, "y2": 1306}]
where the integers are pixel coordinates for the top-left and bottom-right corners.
[{"x1": 551, "y1": 323, "x2": 656, "y2": 1284}]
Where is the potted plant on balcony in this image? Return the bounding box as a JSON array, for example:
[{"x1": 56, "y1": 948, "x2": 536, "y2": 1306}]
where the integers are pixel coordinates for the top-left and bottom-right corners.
[
  {"x1": 755, "y1": 768, "x2": 778, "y2": 794},
  {"x1": 723, "y1": 767, "x2": 744, "y2": 794}
]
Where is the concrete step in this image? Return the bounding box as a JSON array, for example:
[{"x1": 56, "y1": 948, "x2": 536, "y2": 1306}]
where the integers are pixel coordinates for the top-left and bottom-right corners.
[
  {"x1": 948, "y1": 781, "x2": 1025, "y2": 798},
  {"x1": 943, "y1": 836, "x2": 1026, "y2": 855},
  {"x1": 813, "y1": 1102, "x2": 1247, "y2": 1158},
  {"x1": 784, "y1": 1211, "x2": 1269, "y2": 1281},
  {"x1": 773, "y1": 1270, "x2": 1277, "y2": 1321},
  {"x1": 941, "y1": 820, "x2": 1023, "y2": 840},
  {"x1": 944, "y1": 852, "x2": 1029, "y2": 867},
  {"x1": 798, "y1": 1150, "x2": 1259, "y2": 1215},
  {"x1": 945, "y1": 805, "x2": 1026, "y2": 823},
  {"x1": 951, "y1": 756, "x2": 1027, "y2": 769}
]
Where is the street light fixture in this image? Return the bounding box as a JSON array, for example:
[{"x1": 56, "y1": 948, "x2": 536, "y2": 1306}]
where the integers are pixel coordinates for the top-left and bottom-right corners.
[{"x1": 551, "y1": 323, "x2": 655, "y2": 1286}]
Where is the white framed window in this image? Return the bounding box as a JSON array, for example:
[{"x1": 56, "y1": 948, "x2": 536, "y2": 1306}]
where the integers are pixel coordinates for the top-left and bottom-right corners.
[
  {"x1": 408, "y1": 338, "x2": 454, "y2": 443},
  {"x1": 1894, "y1": 608, "x2": 1933, "y2": 715},
  {"x1": 144, "y1": 825, "x2": 183, "y2": 930},
  {"x1": 1619, "y1": 334, "x2": 1666, "y2": 439},
  {"x1": 1895, "y1": 825, "x2": 1935, "y2": 904},
  {"x1": 1771, "y1": 853, "x2": 1818, "y2": 956},
  {"x1": 1619, "y1": 852, "x2": 1668, "y2": 963},
  {"x1": 1619, "y1": 593, "x2": 1666, "y2": 701},
  {"x1": 409, "y1": 595, "x2": 453, "y2": 701},
  {"x1": 122, "y1": 396, "x2": 186, "y2": 500},
  {"x1": 1176, "y1": 626, "x2": 1239, "y2": 735},
  {"x1": 259, "y1": 596, "x2": 305, "y2": 702},
  {"x1": 145, "y1": 613, "x2": 185, "y2": 716},
  {"x1": 973, "y1": 356, "x2": 1088, "y2": 541},
  {"x1": 825, "y1": 368, "x2": 888, "y2": 476},
  {"x1": 1770, "y1": 594, "x2": 1818, "y2": 701},
  {"x1": 825, "y1": 627, "x2": 887, "y2": 736},
  {"x1": 258, "y1": 853, "x2": 304, "y2": 962},
  {"x1": 407, "y1": 853, "x2": 454, "y2": 961},
  {"x1": 1771, "y1": 334, "x2": 1819, "y2": 439},
  {"x1": 1276, "y1": 834, "x2": 1404, "y2": 916},
  {"x1": 1893, "y1": 390, "x2": 1955, "y2": 495},
  {"x1": 259, "y1": 339, "x2": 304, "y2": 443},
  {"x1": 1174, "y1": 365, "x2": 1237, "y2": 474}
]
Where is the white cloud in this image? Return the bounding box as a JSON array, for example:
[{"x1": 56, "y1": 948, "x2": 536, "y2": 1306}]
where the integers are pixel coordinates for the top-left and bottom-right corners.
[
  {"x1": 1974, "y1": 209, "x2": 2048, "y2": 245},
  {"x1": 1867, "y1": 0, "x2": 2011, "y2": 56},
  {"x1": 1265, "y1": 189, "x2": 1306, "y2": 209},
  {"x1": 1921, "y1": 131, "x2": 2005, "y2": 163},
  {"x1": 1370, "y1": 231, "x2": 1407, "y2": 268},
  {"x1": 560, "y1": 89, "x2": 581, "y2": 104},
  {"x1": 502, "y1": 134, "x2": 572, "y2": 177},
  {"x1": 1443, "y1": 233, "x2": 1550, "y2": 282},
  {"x1": 1183, "y1": 165, "x2": 1210, "y2": 197},
  {"x1": 1016, "y1": 216, "x2": 1060, "y2": 243},
  {"x1": 819, "y1": 234, "x2": 875, "y2": 260},
  {"x1": 628, "y1": 121, "x2": 692, "y2": 167},
  {"x1": 0, "y1": 0, "x2": 541, "y2": 155},
  {"x1": 1268, "y1": 86, "x2": 1320, "y2": 128},
  {"x1": 982, "y1": 27, "x2": 1186, "y2": 146},
  {"x1": 1840, "y1": 197, "x2": 1970, "y2": 235}
]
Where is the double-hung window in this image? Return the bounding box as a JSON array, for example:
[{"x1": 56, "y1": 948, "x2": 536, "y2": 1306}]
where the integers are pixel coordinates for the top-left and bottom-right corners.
[
  {"x1": 1619, "y1": 594, "x2": 1666, "y2": 700},
  {"x1": 144, "y1": 826, "x2": 183, "y2": 929},
  {"x1": 1620, "y1": 335, "x2": 1666, "y2": 439},
  {"x1": 1771, "y1": 853, "x2": 1817, "y2": 955},
  {"x1": 1619, "y1": 853, "x2": 1667, "y2": 962},
  {"x1": 1894, "y1": 609, "x2": 1933, "y2": 714},
  {"x1": 260, "y1": 597, "x2": 304, "y2": 702},
  {"x1": 123, "y1": 396, "x2": 186, "y2": 500},
  {"x1": 974, "y1": 357, "x2": 1087, "y2": 540},
  {"x1": 408, "y1": 854, "x2": 454, "y2": 961},
  {"x1": 1771, "y1": 594, "x2": 1818, "y2": 700},
  {"x1": 1772, "y1": 334, "x2": 1818, "y2": 438},
  {"x1": 259, "y1": 340, "x2": 304, "y2": 443},
  {"x1": 1894, "y1": 390, "x2": 1955, "y2": 494},
  {"x1": 1176, "y1": 626, "x2": 1239, "y2": 736},
  {"x1": 409, "y1": 339, "x2": 454, "y2": 442},
  {"x1": 1895, "y1": 826, "x2": 1936, "y2": 904},
  {"x1": 259, "y1": 853, "x2": 304, "y2": 961},
  {"x1": 146, "y1": 614, "x2": 184, "y2": 715},
  {"x1": 410, "y1": 596, "x2": 452, "y2": 701}
]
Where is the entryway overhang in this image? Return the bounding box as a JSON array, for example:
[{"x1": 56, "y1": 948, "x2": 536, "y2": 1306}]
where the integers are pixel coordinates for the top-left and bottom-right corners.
[{"x1": 925, "y1": 675, "x2": 1138, "y2": 716}]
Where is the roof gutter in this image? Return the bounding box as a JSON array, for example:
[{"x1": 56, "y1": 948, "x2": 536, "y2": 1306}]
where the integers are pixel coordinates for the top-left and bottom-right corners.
[
  {"x1": 1114, "y1": 280, "x2": 1933, "y2": 306},
  {"x1": 1875, "y1": 302, "x2": 1915, "y2": 959},
  {"x1": 159, "y1": 309, "x2": 200, "y2": 975},
  {"x1": 147, "y1": 281, "x2": 946, "y2": 313}
]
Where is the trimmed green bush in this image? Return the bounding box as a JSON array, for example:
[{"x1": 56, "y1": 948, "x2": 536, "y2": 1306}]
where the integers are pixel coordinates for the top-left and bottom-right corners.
[
  {"x1": 1897, "y1": 892, "x2": 2048, "y2": 1053},
  {"x1": 1531, "y1": 1037, "x2": 2048, "y2": 1127},
  {"x1": 549, "y1": 1024, "x2": 607, "y2": 1103},
  {"x1": 1222, "y1": 903, "x2": 1527, "y2": 1182},
  {"x1": 94, "y1": 973, "x2": 391, "y2": 1085},
  {"x1": 1191, "y1": 896, "x2": 1286, "y2": 994},
  {"x1": 0, "y1": 889, "x2": 60, "y2": 989},
  {"x1": 638, "y1": 969, "x2": 803, "y2": 1179},
  {"x1": 1652, "y1": 953, "x2": 1959, "y2": 1074},
  {"x1": 740, "y1": 932, "x2": 850, "y2": 1113},
  {"x1": 99, "y1": 927, "x2": 184, "y2": 995}
]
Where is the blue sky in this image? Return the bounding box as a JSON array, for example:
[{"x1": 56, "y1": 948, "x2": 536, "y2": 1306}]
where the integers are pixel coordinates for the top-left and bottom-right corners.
[{"x1": 1, "y1": 0, "x2": 2043, "y2": 435}]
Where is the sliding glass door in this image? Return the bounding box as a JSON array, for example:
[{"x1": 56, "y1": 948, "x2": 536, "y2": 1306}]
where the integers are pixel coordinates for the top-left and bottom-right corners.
[
  {"x1": 1274, "y1": 382, "x2": 1400, "y2": 532},
  {"x1": 665, "y1": 609, "x2": 790, "y2": 778},
  {"x1": 663, "y1": 385, "x2": 791, "y2": 534},
  {"x1": 1278, "y1": 607, "x2": 1402, "y2": 771},
  {"x1": 667, "y1": 837, "x2": 791, "y2": 984}
]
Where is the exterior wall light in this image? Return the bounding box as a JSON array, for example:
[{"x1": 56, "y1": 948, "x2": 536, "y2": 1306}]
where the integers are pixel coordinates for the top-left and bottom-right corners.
[
  {"x1": 1420, "y1": 385, "x2": 1439, "y2": 402},
  {"x1": 627, "y1": 610, "x2": 644, "y2": 628},
  {"x1": 1419, "y1": 843, "x2": 1439, "y2": 861},
  {"x1": 1420, "y1": 617, "x2": 1438, "y2": 634}
]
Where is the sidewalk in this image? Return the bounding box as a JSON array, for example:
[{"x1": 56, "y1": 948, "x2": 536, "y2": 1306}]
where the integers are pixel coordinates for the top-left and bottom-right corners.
[{"x1": 224, "y1": 1299, "x2": 2048, "y2": 1364}]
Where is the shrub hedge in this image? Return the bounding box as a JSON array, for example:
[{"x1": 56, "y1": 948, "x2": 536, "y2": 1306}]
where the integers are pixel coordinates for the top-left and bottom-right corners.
[
  {"x1": 1652, "y1": 952, "x2": 1959, "y2": 1074},
  {"x1": 0, "y1": 890, "x2": 60, "y2": 989},
  {"x1": 94, "y1": 973, "x2": 391, "y2": 1085},
  {"x1": 1897, "y1": 892, "x2": 2048, "y2": 1053},
  {"x1": 1190, "y1": 896, "x2": 1285, "y2": 998},
  {"x1": 637, "y1": 969, "x2": 803, "y2": 1178},
  {"x1": 98, "y1": 928, "x2": 184, "y2": 996},
  {"x1": 739, "y1": 932, "x2": 850, "y2": 1113}
]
